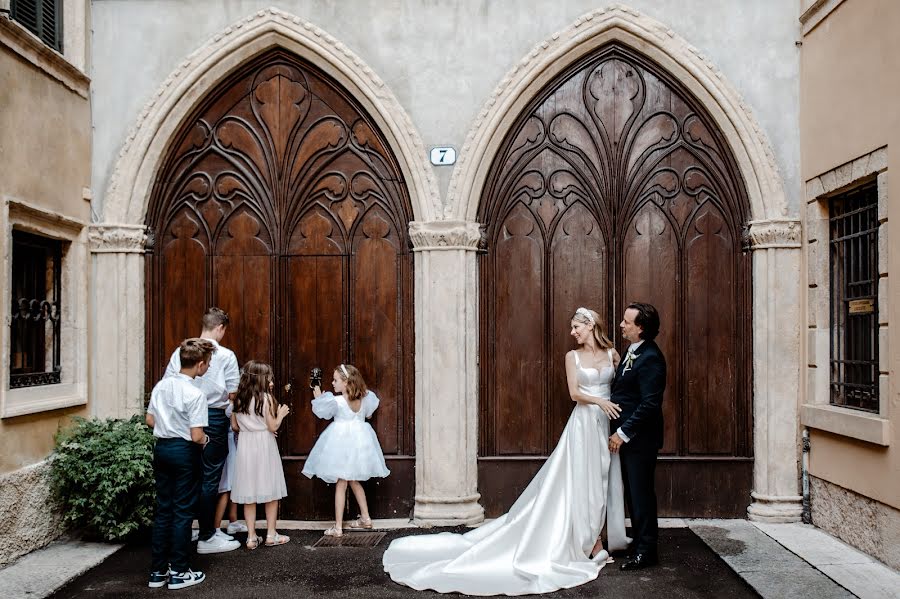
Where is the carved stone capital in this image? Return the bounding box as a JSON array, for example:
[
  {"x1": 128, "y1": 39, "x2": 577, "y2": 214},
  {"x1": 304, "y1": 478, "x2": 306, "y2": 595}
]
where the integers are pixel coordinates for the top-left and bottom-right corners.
[
  {"x1": 746, "y1": 219, "x2": 801, "y2": 250},
  {"x1": 409, "y1": 220, "x2": 481, "y2": 251},
  {"x1": 88, "y1": 224, "x2": 147, "y2": 253}
]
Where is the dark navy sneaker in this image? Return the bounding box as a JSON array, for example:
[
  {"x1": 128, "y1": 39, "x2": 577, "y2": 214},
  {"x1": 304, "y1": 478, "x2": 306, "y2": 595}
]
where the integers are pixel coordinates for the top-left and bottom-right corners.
[
  {"x1": 148, "y1": 570, "x2": 168, "y2": 588},
  {"x1": 167, "y1": 569, "x2": 205, "y2": 590}
]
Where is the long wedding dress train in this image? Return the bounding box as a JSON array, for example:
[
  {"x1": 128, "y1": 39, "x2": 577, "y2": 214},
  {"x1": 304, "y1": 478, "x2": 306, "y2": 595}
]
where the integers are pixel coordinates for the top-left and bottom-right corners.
[{"x1": 383, "y1": 352, "x2": 627, "y2": 595}]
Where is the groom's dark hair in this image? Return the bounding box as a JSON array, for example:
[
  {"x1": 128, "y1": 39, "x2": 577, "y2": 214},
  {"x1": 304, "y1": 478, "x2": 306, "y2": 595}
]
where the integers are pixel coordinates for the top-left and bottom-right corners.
[{"x1": 627, "y1": 302, "x2": 660, "y2": 340}]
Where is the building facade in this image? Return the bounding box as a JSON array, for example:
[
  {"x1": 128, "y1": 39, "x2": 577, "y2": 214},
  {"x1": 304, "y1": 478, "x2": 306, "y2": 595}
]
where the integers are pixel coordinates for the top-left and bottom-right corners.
[
  {"x1": 799, "y1": 0, "x2": 900, "y2": 571},
  {"x1": 87, "y1": 0, "x2": 802, "y2": 525},
  {"x1": 10, "y1": 0, "x2": 894, "y2": 570},
  {"x1": 0, "y1": 0, "x2": 91, "y2": 564}
]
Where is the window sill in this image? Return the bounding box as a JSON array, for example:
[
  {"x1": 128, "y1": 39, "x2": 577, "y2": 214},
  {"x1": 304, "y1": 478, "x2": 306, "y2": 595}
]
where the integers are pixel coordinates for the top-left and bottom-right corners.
[
  {"x1": 0, "y1": 16, "x2": 89, "y2": 98},
  {"x1": 801, "y1": 403, "x2": 891, "y2": 446},
  {"x1": 1, "y1": 383, "x2": 86, "y2": 418}
]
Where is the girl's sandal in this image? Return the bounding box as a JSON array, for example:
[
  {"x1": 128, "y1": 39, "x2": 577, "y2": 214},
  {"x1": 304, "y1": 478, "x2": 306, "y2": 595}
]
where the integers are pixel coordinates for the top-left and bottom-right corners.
[
  {"x1": 348, "y1": 516, "x2": 373, "y2": 529},
  {"x1": 265, "y1": 533, "x2": 290, "y2": 546},
  {"x1": 323, "y1": 526, "x2": 343, "y2": 538},
  {"x1": 246, "y1": 535, "x2": 262, "y2": 550}
]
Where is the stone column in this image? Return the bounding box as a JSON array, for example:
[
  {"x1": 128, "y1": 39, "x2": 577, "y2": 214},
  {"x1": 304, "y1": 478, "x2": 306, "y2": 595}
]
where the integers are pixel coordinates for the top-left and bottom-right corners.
[
  {"x1": 746, "y1": 219, "x2": 804, "y2": 522},
  {"x1": 409, "y1": 220, "x2": 484, "y2": 525},
  {"x1": 88, "y1": 223, "x2": 147, "y2": 419}
]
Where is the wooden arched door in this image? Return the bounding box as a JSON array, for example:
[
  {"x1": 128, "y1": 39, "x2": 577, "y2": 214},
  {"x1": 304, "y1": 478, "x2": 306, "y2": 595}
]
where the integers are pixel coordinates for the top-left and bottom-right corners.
[
  {"x1": 478, "y1": 44, "x2": 752, "y2": 517},
  {"x1": 145, "y1": 50, "x2": 415, "y2": 520}
]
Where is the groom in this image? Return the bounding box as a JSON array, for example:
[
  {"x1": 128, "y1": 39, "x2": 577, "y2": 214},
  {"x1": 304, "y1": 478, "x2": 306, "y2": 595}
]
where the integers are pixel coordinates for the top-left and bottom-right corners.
[{"x1": 608, "y1": 302, "x2": 666, "y2": 570}]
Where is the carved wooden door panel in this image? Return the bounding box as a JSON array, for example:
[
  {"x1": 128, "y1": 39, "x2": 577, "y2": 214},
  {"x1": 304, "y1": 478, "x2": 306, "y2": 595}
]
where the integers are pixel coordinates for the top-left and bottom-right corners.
[
  {"x1": 146, "y1": 50, "x2": 415, "y2": 519},
  {"x1": 479, "y1": 45, "x2": 752, "y2": 517}
]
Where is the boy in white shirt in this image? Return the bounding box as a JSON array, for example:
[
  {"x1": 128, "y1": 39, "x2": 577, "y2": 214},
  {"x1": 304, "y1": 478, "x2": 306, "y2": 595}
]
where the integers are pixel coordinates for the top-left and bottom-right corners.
[
  {"x1": 146, "y1": 338, "x2": 214, "y2": 590},
  {"x1": 164, "y1": 307, "x2": 241, "y2": 554}
]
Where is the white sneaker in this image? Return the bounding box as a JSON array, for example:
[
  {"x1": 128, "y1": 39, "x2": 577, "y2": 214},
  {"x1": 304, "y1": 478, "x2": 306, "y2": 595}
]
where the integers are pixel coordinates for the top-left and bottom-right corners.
[
  {"x1": 226, "y1": 521, "x2": 249, "y2": 535},
  {"x1": 168, "y1": 569, "x2": 205, "y2": 590},
  {"x1": 214, "y1": 529, "x2": 234, "y2": 541},
  {"x1": 190, "y1": 529, "x2": 199, "y2": 542},
  {"x1": 196, "y1": 534, "x2": 240, "y2": 554}
]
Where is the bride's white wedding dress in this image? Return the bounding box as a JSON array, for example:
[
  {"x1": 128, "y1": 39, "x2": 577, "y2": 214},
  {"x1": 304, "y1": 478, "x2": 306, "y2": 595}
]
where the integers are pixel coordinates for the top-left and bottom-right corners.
[{"x1": 383, "y1": 350, "x2": 628, "y2": 595}]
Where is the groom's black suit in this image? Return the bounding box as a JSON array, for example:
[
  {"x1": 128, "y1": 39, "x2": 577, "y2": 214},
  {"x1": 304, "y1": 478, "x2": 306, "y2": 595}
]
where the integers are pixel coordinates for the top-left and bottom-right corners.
[{"x1": 610, "y1": 339, "x2": 666, "y2": 558}]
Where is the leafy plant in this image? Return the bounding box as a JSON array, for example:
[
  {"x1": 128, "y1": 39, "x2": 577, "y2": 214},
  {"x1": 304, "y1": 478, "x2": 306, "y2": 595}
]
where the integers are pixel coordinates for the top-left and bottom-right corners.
[{"x1": 49, "y1": 414, "x2": 156, "y2": 540}]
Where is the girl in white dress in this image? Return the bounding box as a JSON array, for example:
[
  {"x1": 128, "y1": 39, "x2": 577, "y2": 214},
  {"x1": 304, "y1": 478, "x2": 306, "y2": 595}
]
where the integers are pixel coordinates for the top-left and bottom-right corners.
[
  {"x1": 382, "y1": 308, "x2": 629, "y2": 595},
  {"x1": 302, "y1": 364, "x2": 390, "y2": 537},
  {"x1": 230, "y1": 361, "x2": 290, "y2": 549}
]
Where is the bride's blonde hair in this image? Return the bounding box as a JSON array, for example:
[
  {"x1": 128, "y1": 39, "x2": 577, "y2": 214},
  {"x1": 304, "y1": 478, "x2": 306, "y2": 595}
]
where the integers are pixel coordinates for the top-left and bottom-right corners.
[{"x1": 572, "y1": 308, "x2": 613, "y2": 350}]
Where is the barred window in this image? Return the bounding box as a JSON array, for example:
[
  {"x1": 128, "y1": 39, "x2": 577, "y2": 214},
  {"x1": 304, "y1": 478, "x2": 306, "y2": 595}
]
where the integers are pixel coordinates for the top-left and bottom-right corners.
[
  {"x1": 9, "y1": 230, "x2": 62, "y2": 389},
  {"x1": 10, "y1": 0, "x2": 63, "y2": 53},
  {"x1": 829, "y1": 181, "x2": 879, "y2": 412}
]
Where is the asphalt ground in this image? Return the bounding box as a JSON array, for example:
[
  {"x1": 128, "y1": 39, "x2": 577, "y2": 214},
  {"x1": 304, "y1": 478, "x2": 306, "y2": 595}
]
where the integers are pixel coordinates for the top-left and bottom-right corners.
[{"x1": 50, "y1": 527, "x2": 759, "y2": 598}]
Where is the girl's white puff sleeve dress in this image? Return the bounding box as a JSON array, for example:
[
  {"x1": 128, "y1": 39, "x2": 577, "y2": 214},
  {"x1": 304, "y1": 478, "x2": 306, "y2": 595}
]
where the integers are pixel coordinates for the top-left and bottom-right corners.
[{"x1": 301, "y1": 391, "x2": 390, "y2": 483}]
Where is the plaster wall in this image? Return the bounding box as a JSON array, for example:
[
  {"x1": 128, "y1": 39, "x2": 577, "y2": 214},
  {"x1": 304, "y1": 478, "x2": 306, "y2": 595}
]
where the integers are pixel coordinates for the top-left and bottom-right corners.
[
  {"x1": 90, "y1": 0, "x2": 800, "y2": 219},
  {"x1": 801, "y1": 0, "x2": 900, "y2": 510},
  {"x1": 0, "y1": 32, "x2": 91, "y2": 475},
  {"x1": 0, "y1": 51, "x2": 91, "y2": 222}
]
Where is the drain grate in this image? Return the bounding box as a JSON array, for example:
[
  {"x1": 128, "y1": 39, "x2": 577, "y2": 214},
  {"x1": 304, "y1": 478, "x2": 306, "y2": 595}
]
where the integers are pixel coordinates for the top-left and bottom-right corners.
[{"x1": 311, "y1": 531, "x2": 386, "y2": 548}]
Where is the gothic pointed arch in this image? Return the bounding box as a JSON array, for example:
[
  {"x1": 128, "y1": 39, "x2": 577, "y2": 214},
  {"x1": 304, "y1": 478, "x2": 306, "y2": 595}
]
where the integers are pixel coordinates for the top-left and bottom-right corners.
[
  {"x1": 477, "y1": 39, "x2": 753, "y2": 517},
  {"x1": 448, "y1": 5, "x2": 786, "y2": 224},
  {"x1": 144, "y1": 46, "x2": 415, "y2": 520},
  {"x1": 103, "y1": 7, "x2": 438, "y2": 227}
]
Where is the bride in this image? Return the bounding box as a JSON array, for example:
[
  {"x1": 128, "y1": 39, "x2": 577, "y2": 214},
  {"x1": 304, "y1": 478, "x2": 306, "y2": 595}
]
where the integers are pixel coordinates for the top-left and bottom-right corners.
[{"x1": 383, "y1": 307, "x2": 629, "y2": 595}]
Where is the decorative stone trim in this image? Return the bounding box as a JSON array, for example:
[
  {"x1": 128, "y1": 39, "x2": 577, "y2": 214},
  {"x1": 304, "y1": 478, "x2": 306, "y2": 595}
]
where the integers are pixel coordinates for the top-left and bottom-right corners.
[
  {"x1": 88, "y1": 224, "x2": 147, "y2": 254},
  {"x1": 804, "y1": 146, "x2": 887, "y2": 202},
  {"x1": 102, "y1": 6, "x2": 439, "y2": 226},
  {"x1": 0, "y1": 16, "x2": 90, "y2": 98},
  {"x1": 447, "y1": 3, "x2": 788, "y2": 223},
  {"x1": 746, "y1": 220, "x2": 802, "y2": 249},
  {"x1": 1, "y1": 199, "x2": 88, "y2": 418},
  {"x1": 801, "y1": 404, "x2": 890, "y2": 446},
  {"x1": 409, "y1": 221, "x2": 481, "y2": 252},
  {"x1": 800, "y1": 0, "x2": 848, "y2": 36},
  {"x1": 804, "y1": 146, "x2": 890, "y2": 439}
]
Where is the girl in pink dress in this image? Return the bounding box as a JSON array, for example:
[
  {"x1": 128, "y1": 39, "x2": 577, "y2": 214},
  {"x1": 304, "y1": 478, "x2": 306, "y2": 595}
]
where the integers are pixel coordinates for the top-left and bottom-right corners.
[{"x1": 230, "y1": 361, "x2": 290, "y2": 549}]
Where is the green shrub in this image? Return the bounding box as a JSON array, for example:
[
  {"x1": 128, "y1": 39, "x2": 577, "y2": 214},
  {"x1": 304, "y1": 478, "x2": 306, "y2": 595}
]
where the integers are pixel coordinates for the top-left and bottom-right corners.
[{"x1": 49, "y1": 414, "x2": 156, "y2": 541}]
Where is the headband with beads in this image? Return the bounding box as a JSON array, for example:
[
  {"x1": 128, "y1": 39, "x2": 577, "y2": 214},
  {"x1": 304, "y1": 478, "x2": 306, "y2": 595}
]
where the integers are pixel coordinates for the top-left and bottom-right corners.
[
  {"x1": 339, "y1": 364, "x2": 349, "y2": 378},
  {"x1": 575, "y1": 307, "x2": 596, "y2": 328}
]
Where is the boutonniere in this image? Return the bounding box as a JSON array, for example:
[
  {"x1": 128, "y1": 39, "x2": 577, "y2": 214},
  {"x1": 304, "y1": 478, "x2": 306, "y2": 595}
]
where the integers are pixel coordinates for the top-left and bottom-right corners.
[{"x1": 623, "y1": 351, "x2": 640, "y2": 372}]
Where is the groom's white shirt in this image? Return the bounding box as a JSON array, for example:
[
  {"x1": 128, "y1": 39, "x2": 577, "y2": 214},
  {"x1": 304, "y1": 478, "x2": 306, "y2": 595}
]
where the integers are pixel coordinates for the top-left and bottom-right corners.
[{"x1": 616, "y1": 340, "x2": 644, "y2": 443}]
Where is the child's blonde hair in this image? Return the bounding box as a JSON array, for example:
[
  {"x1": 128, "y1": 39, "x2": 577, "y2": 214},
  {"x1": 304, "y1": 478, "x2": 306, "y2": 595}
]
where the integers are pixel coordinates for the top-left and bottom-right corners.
[{"x1": 335, "y1": 364, "x2": 367, "y2": 402}]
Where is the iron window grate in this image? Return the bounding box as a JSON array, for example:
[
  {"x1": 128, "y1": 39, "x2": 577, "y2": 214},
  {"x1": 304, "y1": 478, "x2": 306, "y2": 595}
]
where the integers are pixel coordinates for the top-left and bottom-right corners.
[
  {"x1": 828, "y1": 181, "x2": 879, "y2": 412},
  {"x1": 9, "y1": 230, "x2": 62, "y2": 389}
]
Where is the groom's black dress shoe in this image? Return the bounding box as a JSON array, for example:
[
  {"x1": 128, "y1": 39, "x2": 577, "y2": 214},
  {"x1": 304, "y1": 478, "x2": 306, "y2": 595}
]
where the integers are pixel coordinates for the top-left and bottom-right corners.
[{"x1": 619, "y1": 553, "x2": 658, "y2": 570}]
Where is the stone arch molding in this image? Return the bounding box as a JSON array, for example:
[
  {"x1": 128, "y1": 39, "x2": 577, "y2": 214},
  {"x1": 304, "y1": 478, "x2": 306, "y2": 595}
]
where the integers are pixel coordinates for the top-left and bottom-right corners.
[
  {"x1": 448, "y1": 3, "x2": 789, "y2": 225},
  {"x1": 101, "y1": 6, "x2": 439, "y2": 226}
]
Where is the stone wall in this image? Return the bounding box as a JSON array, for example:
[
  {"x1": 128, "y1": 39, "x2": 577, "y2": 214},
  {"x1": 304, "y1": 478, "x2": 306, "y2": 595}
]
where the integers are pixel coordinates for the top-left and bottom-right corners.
[
  {"x1": 0, "y1": 461, "x2": 63, "y2": 565},
  {"x1": 810, "y1": 475, "x2": 900, "y2": 571}
]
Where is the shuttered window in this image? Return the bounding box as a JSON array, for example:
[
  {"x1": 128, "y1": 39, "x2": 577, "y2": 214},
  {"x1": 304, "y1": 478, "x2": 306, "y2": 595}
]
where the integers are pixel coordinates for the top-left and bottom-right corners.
[{"x1": 10, "y1": 0, "x2": 63, "y2": 53}]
